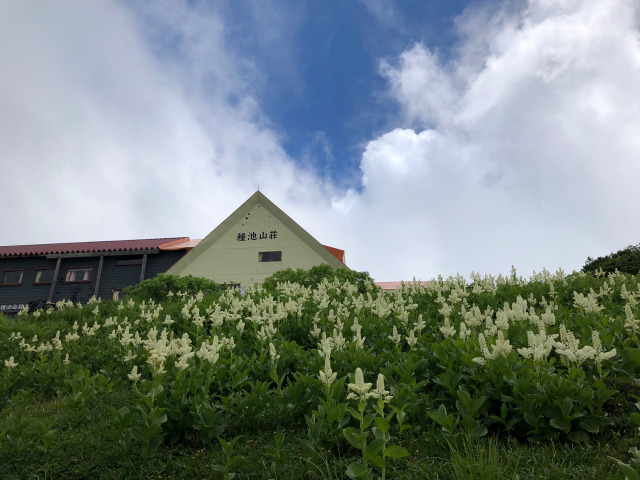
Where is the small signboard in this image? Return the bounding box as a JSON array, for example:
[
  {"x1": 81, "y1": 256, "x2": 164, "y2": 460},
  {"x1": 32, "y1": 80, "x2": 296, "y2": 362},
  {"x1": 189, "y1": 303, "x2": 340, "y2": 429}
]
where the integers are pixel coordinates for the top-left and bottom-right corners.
[
  {"x1": 237, "y1": 230, "x2": 278, "y2": 242},
  {"x1": 0, "y1": 303, "x2": 26, "y2": 312}
]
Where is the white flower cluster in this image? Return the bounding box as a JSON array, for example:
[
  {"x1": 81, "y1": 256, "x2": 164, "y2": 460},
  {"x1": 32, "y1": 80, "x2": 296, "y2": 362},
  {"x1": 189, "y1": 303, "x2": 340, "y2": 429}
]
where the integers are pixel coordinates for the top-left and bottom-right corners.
[
  {"x1": 318, "y1": 351, "x2": 337, "y2": 389},
  {"x1": 4, "y1": 356, "x2": 18, "y2": 368},
  {"x1": 439, "y1": 318, "x2": 456, "y2": 338},
  {"x1": 573, "y1": 290, "x2": 603, "y2": 314},
  {"x1": 345, "y1": 367, "x2": 393, "y2": 404},
  {"x1": 346, "y1": 367, "x2": 372, "y2": 401},
  {"x1": 196, "y1": 336, "x2": 223, "y2": 365},
  {"x1": 351, "y1": 318, "x2": 366, "y2": 349},
  {"x1": 473, "y1": 331, "x2": 512, "y2": 365},
  {"x1": 269, "y1": 342, "x2": 280, "y2": 363},
  {"x1": 370, "y1": 373, "x2": 393, "y2": 403},
  {"x1": 591, "y1": 330, "x2": 617, "y2": 367},
  {"x1": 625, "y1": 304, "x2": 640, "y2": 332},
  {"x1": 554, "y1": 325, "x2": 595, "y2": 364},
  {"x1": 388, "y1": 326, "x2": 402, "y2": 345},
  {"x1": 128, "y1": 365, "x2": 142, "y2": 382}
]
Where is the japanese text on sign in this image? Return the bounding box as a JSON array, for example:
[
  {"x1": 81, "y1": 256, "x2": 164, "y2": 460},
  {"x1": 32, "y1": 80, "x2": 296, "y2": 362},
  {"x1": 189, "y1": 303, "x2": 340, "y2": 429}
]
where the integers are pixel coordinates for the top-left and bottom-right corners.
[
  {"x1": 0, "y1": 304, "x2": 26, "y2": 311},
  {"x1": 237, "y1": 230, "x2": 278, "y2": 242}
]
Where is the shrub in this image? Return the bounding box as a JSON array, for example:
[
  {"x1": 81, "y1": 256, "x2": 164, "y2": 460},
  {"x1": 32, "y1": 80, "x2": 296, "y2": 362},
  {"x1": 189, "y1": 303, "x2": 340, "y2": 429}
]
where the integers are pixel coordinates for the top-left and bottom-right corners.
[
  {"x1": 262, "y1": 264, "x2": 374, "y2": 293},
  {"x1": 582, "y1": 244, "x2": 640, "y2": 275},
  {"x1": 123, "y1": 274, "x2": 221, "y2": 302}
]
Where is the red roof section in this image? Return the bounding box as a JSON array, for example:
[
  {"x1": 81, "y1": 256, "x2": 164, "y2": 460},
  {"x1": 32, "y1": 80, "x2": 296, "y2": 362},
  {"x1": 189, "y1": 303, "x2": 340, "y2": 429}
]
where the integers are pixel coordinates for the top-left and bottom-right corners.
[
  {"x1": 0, "y1": 238, "x2": 189, "y2": 258},
  {"x1": 0, "y1": 237, "x2": 347, "y2": 266},
  {"x1": 323, "y1": 245, "x2": 345, "y2": 264}
]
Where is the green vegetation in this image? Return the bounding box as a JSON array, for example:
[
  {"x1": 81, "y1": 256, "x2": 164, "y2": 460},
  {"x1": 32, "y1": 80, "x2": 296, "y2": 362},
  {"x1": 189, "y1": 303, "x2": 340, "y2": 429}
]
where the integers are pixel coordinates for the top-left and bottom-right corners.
[
  {"x1": 583, "y1": 244, "x2": 640, "y2": 276},
  {"x1": 261, "y1": 264, "x2": 374, "y2": 293},
  {"x1": 1, "y1": 268, "x2": 640, "y2": 479},
  {"x1": 123, "y1": 273, "x2": 223, "y2": 302}
]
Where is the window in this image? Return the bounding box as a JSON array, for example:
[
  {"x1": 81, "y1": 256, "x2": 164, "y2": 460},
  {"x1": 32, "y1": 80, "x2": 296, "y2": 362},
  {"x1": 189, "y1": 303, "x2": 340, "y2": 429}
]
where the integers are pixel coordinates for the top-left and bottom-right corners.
[
  {"x1": 117, "y1": 256, "x2": 143, "y2": 266},
  {"x1": 259, "y1": 251, "x2": 282, "y2": 262},
  {"x1": 2, "y1": 270, "x2": 23, "y2": 286},
  {"x1": 64, "y1": 267, "x2": 93, "y2": 283},
  {"x1": 34, "y1": 269, "x2": 55, "y2": 284}
]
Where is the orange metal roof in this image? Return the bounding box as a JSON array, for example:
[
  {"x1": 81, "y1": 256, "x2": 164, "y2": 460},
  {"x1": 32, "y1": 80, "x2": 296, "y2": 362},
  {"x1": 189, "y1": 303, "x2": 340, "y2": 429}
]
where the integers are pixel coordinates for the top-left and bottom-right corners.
[
  {"x1": 158, "y1": 238, "x2": 202, "y2": 251},
  {"x1": 323, "y1": 245, "x2": 345, "y2": 264}
]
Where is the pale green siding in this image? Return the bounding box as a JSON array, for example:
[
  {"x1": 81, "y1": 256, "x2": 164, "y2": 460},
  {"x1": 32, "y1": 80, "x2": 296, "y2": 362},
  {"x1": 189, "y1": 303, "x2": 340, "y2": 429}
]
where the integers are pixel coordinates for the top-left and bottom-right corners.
[{"x1": 168, "y1": 193, "x2": 345, "y2": 285}]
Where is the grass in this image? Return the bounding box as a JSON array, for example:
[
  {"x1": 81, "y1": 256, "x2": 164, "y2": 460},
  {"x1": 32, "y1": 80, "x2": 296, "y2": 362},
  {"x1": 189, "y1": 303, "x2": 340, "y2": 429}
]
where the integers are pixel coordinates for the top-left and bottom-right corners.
[
  {"x1": 2, "y1": 270, "x2": 640, "y2": 479},
  {"x1": 0, "y1": 384, "x2": 634, "y2": 479}
]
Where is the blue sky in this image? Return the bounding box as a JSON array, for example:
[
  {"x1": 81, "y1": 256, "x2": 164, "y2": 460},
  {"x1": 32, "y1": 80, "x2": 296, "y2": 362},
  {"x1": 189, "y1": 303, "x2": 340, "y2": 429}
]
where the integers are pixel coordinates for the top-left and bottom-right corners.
[
  {"x1": 1, "y1": 0, "x2": 640, "y2": 281},
  {"x1": 132, "y1": 0, "x2": 477, "y2": 187},
  {"x1": 217, "y1": 0, "x2": 475, "y2": 186},
  {"x1": 232, "y1": 2, "x2": 465, "y2": 182}
]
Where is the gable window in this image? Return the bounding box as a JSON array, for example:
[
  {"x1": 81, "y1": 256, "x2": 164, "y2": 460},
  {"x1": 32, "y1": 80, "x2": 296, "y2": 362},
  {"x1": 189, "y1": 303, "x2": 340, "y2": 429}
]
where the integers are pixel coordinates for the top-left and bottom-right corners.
[
  {"x1": 34, "y1": 269, "x2": 55, "y2": 284},
  {"x1": 259, "y1": 251, "x2": 282, "y2": 262},
  {"x1": 64, "y1": 267, "x2": 93, "y2": 283},
  {"x1": 2, "y1": 270, "x2": 23, "y2": 286}
]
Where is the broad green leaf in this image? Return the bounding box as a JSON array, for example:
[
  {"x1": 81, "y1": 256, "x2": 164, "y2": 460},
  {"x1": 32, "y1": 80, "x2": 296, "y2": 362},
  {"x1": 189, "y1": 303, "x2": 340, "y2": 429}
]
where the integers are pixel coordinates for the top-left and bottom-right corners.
[
  {"x1": 630, "y1": 412, "x2": 640, "y2": 428},
  {"x1": 457, "y1": 387, "x2": 472, "y2": 408},
  {"x1": 362, "y1": 413, "x2": 376, "y2": 430},
  {"x1": 345, "y1": 462, "x2": 369, "y2": 479},
  {"x1": 560, "y1": 397, "x2": 573, "y2": 417},
  {"x1": 471, "y1": 396, "x2": 487, "y2": 417},
  {"x1": 523, "y1": 411, "x2": 539, "y2": 428},
  {"x1": 628, "y1": 348, "x2": 640, "y2": 367},
  {"x1": 344, "y1": 427, "x2": 368, "y2": 449},
  {"x1": 366, "y1": 453, "x2": 386, "y2": 468},
  {"x1": 580, "y1": 416, "x2": 613, "y2": 434},
  {"x1": 550, "y1": 418, "x2": 571, "y2": 434},
  {"x1": 374, "y1": 416, "x2": 390, "y2": 434},
  {"x1": 364, "y1": 437, "x2": 385, "y2": 457},
  {"x1": 384, "y1": 445, "x2": 410, "y2": 458},
  {"x1": 347, "y1": 407, "x2": 362, "y2": 420},
  {"x1": 609, "y1": 457, "x2": 640, "y2": 480}
]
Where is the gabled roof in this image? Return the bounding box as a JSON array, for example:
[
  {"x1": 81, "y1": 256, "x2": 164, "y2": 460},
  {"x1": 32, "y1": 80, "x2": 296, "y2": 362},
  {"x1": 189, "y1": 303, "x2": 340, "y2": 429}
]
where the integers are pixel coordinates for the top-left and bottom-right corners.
[
  {"x1": 169, "y1": 191, "x2": 347, "y2": 274},
  {"x1": 0, "y1": 238, "x2": 189, "y2": 258}
]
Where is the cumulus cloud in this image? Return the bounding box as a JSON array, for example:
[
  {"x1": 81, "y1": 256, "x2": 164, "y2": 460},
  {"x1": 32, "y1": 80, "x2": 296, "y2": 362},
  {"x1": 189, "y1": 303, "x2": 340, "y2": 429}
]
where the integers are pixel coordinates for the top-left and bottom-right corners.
[
  {"x1": 339, "y1": 0, "x2": 640, "y2": 279},
  {"x1": 0, "y1": 1, "x2": 330, "y2": 245},
  {"x1": 2, "y1": 0, "x2": 640, "y2": 283}
]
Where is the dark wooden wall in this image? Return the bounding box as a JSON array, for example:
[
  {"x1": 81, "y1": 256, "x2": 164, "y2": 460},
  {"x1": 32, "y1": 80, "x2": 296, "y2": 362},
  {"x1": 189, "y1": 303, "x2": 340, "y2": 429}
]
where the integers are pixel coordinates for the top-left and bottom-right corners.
[{"x1": 0, "y1": 250, "x2": 186, "y2": 312}]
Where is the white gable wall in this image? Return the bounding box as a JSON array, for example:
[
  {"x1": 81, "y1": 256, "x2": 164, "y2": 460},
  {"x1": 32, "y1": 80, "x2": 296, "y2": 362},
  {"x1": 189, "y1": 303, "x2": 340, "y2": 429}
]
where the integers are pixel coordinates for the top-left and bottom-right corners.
[{"x1": 170, "y1": 203, "x2": 330, "y2": 285}]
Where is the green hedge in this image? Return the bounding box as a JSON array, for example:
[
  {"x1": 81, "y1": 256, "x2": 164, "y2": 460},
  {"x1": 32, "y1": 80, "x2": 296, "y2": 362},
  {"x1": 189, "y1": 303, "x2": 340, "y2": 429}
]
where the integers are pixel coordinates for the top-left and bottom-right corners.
[
  {"x1": 123, "y1": 274, "x2": 222, "y2": 302},
  {"x1": 262, "y1": 264, "x2": 374, "y2": 293}
]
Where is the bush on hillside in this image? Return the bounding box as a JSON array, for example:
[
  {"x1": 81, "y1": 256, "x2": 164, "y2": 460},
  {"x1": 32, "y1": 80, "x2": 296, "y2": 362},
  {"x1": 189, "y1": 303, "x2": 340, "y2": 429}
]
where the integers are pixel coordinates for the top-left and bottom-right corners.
[
  {"x1": 262, "y1": 264, "x2": 374, "y2": 293},
  {"x1": 582, "y1": 243, "x2": 640, "y2": 275},
  {"x1": 123, "y1": 274, "x2": 221, "y2": 302}
]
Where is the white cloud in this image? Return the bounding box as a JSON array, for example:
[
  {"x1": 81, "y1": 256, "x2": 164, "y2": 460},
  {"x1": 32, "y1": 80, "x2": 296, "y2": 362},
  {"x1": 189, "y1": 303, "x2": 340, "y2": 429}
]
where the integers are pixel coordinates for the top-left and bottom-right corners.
[
  {"x1": 0, "y1": 1, "x2": 330, "y2": 245},
  {"x1": 2, "y1": 0, "x2": 640, "y2": 284},
  {"x1": 337, "y1": 0, "x2": 640, "y2": 279}
]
